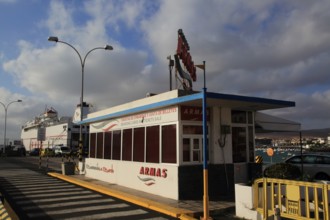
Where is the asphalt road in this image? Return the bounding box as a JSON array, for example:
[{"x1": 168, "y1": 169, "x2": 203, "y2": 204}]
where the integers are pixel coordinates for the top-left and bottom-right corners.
[{"x1": 0, "y1": 156, "x2": 177, "y2": 220}]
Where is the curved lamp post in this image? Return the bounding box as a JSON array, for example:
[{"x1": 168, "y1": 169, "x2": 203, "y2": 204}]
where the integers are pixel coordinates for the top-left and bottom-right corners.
[
  {"x1": 48, "y1": 36, "x2": 113, "y2": 162},
  {"x1": 0, "y1": 100, "x2": 22, "y2": 154}
]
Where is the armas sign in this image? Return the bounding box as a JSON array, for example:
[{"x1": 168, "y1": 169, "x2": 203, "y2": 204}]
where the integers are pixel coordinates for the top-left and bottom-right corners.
[{"x1": 175, "y1": 29, "x2": 197, "y2": 90}]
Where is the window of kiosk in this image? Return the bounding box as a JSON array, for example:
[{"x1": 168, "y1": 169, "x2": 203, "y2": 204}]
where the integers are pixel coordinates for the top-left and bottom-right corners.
[
  {"x1": 182, "y1": 125, "x2": 208, "y2": 163},
  {"x1": 231, "y1": 110, "x2": 254, "y2": 163},
  {"x1": 232, "y1": 127, "x2": 247, "y2": 162},
  {"x1": 104, "y1": 131, "x2": 112, "y2": 159},
  {"x1": 122, "y1": 128, "x2": 132, "y2": 161},
  {"x1": 90, "y1": 132, "x2": 96, "y2": 158},
  {"x1": 161, "y1": 124, "x2": 177, "y2": 163},
  {"x1": 192, "y1": 138, "x2": 201, "y2": 162},
  {"x1": 90, "y1": 123, "x2": 177, "y2": 164},
  {"x1": 146, "y1": 125, "x2": 160, "y2": 163},
  {"x1": 112, "y1": 130, "x2": 121, "y2": 160},
  {"x1": 96, "y1": 132, "x2": 104, "y2": 159},
  {"x1": 133, "y1": 127, "x2": 145, "y2": 162}
]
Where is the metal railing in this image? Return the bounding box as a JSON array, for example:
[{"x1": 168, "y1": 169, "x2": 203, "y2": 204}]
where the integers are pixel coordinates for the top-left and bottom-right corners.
[{"x1": 253, "y1": 178, "x2": 329, "y2": 220}]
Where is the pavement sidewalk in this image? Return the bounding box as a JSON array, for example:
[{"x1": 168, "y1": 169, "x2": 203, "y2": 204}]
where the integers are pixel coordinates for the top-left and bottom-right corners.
[{"x1": 48, "y1": 172, "x2": 236, "y2": 220}]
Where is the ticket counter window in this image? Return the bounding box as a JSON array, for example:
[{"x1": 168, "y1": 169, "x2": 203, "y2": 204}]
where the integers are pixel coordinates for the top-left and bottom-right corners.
[
  {"x1": 133, "y1": 127, "x2": 145, "y2": 162},
  {"x1": 104, "y1": 131, "x2": 112, "y2": 159},
  {"x1": 96, "y1": 133, "x2": 104, "y2": 159},
  {"x1": 122, "y1": 129, "x2": 132, "y2": 161},
  {"x1": 146, "y1": 125, "x2": 160, "y2": 163},
  {"x1": 90, "y1": 133, "x2": 96, "y2": 158},
  {"x1": 161, "y1": 124, "x2": 177, "y2": 163},
  {"x1": 112, "y1": 130, "x2": 121, "y2": 160}
]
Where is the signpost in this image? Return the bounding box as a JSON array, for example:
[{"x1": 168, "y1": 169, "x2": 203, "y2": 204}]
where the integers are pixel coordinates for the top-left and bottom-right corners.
[
  {"x1": 267, "y1": 147, "x2": 274, "y2": 164},
  {"x1": 37, "y1": 127, "x2": 46, "y2": 169}
]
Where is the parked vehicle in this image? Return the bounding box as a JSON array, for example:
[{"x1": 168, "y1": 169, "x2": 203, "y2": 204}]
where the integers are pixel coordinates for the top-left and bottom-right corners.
[
  {"x1": 29, "y1": 148, "x2": 40, "y2": 156},
  {"x1": 6, "y1": 145, "x2": 26, "y2": 156},
  {"x1": 285, "y1": 154, "x2": 330, "y2": 180},
  {"x1": 54, "y1": 146, "x2": 70, "y2": 157},
  {"x1": 41, "y1": 148, "x2": 55, "y2": 157}
]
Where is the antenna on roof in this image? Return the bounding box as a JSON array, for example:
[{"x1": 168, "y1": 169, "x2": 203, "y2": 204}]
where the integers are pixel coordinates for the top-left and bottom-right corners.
[{"x1": 167, "y1": 55, "x2": 174, "y2": 91}]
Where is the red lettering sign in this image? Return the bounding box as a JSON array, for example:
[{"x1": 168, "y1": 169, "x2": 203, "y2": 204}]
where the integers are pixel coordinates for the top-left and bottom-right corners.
[
  {"x1": 176, "y1": 29, "x2": 196, "y2": 81},
  {"x1": 181, "y1": 106, "x2": 210, "y2": 121},
  {"x1": 139, "y1": 167, "x2": 144, "y2": 175},
  {"x1": 162, "y1": 169, "x2": 167, "y2": 178},
  {"x1": 139, "y1": 166, "x2": 167, "y2": 178}
]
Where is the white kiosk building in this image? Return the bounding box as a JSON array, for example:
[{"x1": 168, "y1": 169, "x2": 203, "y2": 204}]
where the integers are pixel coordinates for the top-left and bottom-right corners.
[{"x1": 78, "y1": 89, "x2": 296, "y2": 200}]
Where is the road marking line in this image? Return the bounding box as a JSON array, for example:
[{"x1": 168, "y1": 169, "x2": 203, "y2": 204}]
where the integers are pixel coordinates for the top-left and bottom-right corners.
[
  {"x1": 27, "y1": 203, "x2": 130, "y2": 218},
  {"x1": 22, "y1": 198, "x2": 115, "y2": 210},
  {"x1": 16, "y1": 194, "x2": 102, "y2": 204}
]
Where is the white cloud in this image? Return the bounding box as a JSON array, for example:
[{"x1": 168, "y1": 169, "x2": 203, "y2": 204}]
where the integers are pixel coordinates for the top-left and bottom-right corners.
[{"x1": 2, "y1": 0, "x2": 330, "y2": 141}]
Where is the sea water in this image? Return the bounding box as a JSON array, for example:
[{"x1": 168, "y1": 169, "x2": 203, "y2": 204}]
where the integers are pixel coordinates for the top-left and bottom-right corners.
[{"x1": 255, "y1": 149, "x2": 301, "y2": 164}]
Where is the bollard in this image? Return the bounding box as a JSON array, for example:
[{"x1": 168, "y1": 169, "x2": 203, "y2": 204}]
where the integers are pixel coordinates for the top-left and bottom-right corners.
[
  {"x1": 46, "y1": 154, "x2": 49, "y2": 171},
  {"x1": 274, "y1": 207, "x2": 281, "y2": 220}
]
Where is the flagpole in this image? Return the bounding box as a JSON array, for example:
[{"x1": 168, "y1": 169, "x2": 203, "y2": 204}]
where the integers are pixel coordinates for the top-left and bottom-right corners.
[
  {"x1": 201, "y1": 61, "x2": 209, "y2": 220},
  {"x1": 203, "y1": 61, "x2": 206, "y2": 89}
]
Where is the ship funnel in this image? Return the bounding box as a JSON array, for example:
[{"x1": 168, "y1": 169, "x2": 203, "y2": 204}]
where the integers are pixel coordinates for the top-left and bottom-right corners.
[{"x1": 73, "y1": 102, "x2": 91, "y2": 123}]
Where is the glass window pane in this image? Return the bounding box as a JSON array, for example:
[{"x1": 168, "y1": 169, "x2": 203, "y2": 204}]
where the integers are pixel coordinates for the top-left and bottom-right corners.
[
  {"x1": 183, "y1": 138, "x2": 190, "y2": 162},
  {"x1": 248, "y1": 126, "x2": 254, "y2": 162},
  {"x1": 316, "y1": 156, "x2": 323, "y2": 164},
  {"x1": 193, "y1": 138, "x2": 201, "y2": 162},
  {"x1": 248, "y1": 112, "x2": 253, "y2": 124},
  {"x1": 183, "y1": 125, "x2": 203, "y2": 135},
  {"x1": 112, "y1": 130, "x2": 121, "y2": 160},
  {"x1": 287, "y1": 156, "x2": 301, "y2": 163},
  {"x1": 232, "y1": 127, "x2": 247, "y2": 162},
  {"x1": 96, "y1": 133, "x2": 104, "y2": 159},
  {"x1": 104, "y1": 131, "x2": 112, "y2": 159},
  {"x1": 146, "y1": 126, "x2": 159, "y2": 163},
  {"x1": 193, "y1": 139, "x2": 199, "y2": 149},
  {"x1": 303, "y1": 155, "x2": 316, "y2": 164},
  {"x1": 162, "y1": 124, "x2": 176, "y2": 163},
  {"x1": 193, "y1": 150, "x2": 200, "y2": 162},
  {"x1": 232, "y1": 110, "x2": 247, "y2": 124},
  {"x1": 133, "y1": 127, "x2": 145, "y2": 162},
  {"x1": 89, "y1": 133, "x2": 96, "y2": 158},
  {"x1": 323, "y1": 156, "x2": 330, "y2": 164},
  {"x1": 122, "y1": 129, "x2": 132, "y2": 161}
]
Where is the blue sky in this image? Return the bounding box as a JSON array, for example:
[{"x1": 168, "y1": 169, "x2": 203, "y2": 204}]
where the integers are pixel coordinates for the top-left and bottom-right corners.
[{"x1": 1, "y1": 0, "x2": 330, "y2": 141}]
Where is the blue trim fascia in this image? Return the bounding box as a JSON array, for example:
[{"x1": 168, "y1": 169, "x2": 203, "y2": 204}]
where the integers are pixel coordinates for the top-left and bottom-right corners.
[
  {"x1": 207, "y1": 92, "x2": 296, "y2": 107},
  {"x1": 77, "y1": 91, "x2": 295, "y2": 125},
  {"x1": 77, "y1": 92, "x2": 204, "y2": 125}
]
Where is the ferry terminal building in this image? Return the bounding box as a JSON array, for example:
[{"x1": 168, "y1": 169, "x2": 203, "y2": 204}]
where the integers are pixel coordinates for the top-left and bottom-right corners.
[{"x1": 78, "y1": 89, "x2": 297, "y2": 200}]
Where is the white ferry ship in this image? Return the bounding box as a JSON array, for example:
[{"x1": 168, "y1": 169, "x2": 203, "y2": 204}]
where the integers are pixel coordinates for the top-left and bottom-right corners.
[{"x1": 21, "y1": 103, "x2": 91, "y2": 151}]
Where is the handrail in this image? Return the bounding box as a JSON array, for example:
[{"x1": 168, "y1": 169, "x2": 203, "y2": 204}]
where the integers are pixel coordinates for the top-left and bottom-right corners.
[{"x1": 253, "y1": 178, "x2": 330, "y2": 220}]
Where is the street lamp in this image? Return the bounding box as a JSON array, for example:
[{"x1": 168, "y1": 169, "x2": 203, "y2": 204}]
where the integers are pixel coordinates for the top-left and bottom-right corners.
[
  {"x1": 0, "y1": 100, "x2": 22, "y2": 154},
  {"x1": 48, "y1": 36, "x2": 113, "y2": 162}
]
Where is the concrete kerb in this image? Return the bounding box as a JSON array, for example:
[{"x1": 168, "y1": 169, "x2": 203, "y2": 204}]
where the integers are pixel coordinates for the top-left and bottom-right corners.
[{"x1": 48, "y1": 172, "x2": 196, "y2": 219}]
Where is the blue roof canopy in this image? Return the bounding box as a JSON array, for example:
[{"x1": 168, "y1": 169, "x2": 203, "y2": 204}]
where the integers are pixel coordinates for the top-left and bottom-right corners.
[{"x1": 77, "y1": 90, "x2": 295, "y2": 125}]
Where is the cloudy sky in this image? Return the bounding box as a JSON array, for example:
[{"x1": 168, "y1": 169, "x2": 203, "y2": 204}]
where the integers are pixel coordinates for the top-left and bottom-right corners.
[{"x1": 1, "y1": 0, "x2": 330, "y2": 141}]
